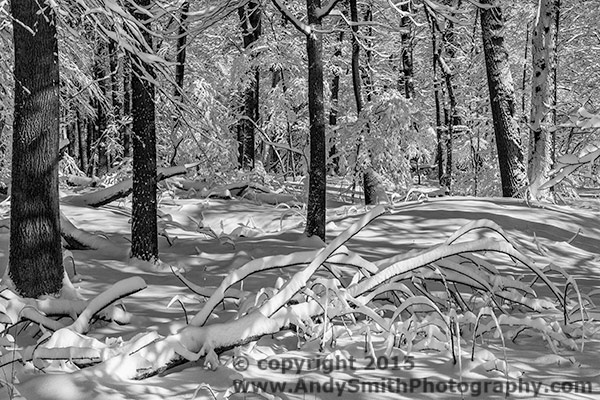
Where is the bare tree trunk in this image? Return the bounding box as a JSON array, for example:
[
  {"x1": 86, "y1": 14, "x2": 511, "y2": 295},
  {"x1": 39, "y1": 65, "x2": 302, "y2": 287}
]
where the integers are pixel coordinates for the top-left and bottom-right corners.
[
  {"x1": 427, "y1": 9, "x2": 446, "y2": 186},
  {"x1": 76, "y1": 110, "x2": 88, "y2": 172},
  {"x1": 91, "y1": 40, "x2": 110, "y2": 177},
  {"x1": 328, "y1": 31, "x2": 343, "y2": 175},
  {"x1": 10, "y1": 0, "x2": 63, "y2": 297},
  {"x1": 131, "y1": 0, "x2": 158, "y2": 262},
  {"x1": 480, "y1": 0, "x2": 528, "y2": 197},
  {"x1": 305, "y1": 0, "x2": 326, "y2": 240},
  {"x1": 108, "y1": 38, "x2": 122, "y2": 167},
  {"x1": 349, "y1": 0, "x2": 380, "y2": 205},
  {"x1": 237, "y1": 1, "x2": 261, "y2": 170},
  {"x1": 528, "y1": 0, "x2": 560, "y2": 200},
  {"x1": 174, "y1": 0, "x2": 189, "y2": 97},
  {"x1": 399, "y1": 2, "x2": 414, "y2": 99},
  {"x1": 123, "y1": 58, "x2": 132, "y2": 158}
]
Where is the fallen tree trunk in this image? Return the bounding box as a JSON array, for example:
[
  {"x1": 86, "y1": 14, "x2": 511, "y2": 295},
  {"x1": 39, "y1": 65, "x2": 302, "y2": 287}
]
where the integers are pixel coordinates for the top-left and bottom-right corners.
[{"x1": 62, "y1": 163, "x2": 199, "y2": 207}]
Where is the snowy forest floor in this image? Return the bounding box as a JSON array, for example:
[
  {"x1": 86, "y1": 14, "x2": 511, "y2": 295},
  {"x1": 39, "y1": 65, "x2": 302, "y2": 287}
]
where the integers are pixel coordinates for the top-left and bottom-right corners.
[{"x1": 2, "y1": 188, "x2": 600, "y2": 400}]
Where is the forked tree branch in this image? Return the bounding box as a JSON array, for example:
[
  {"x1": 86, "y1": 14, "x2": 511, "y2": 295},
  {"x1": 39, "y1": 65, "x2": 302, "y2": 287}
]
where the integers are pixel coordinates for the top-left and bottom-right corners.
[{"x1": 271, "y1": 0, "x2": 311, "y2": 35}]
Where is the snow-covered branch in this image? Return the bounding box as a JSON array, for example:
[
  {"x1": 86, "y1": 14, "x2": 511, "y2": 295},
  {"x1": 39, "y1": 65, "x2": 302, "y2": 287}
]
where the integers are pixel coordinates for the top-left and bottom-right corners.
[{"x1": 271, "y1": 0, "x2": 311, "y2": 35}]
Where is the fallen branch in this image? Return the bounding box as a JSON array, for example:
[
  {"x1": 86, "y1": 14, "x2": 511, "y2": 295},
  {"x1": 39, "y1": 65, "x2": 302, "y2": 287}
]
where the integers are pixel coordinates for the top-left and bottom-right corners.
[
  {"x1": 68, "y1": 277, "x2": 146, "y2": 334},
  {"x1": 60, "y1": 211, "x2": 112, "y2": 250},
  {"x1": 63, "y1": 163, "x2": 200, "y2": 207}
]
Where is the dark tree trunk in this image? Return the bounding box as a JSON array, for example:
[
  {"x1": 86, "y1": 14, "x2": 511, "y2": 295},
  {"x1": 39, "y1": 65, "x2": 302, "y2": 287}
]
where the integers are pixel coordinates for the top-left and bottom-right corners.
[
  {"x1": 349, "y1": 0, "x2": 380, "y2": 205},
  {"x1": 328, "y1": 31, "x2": 343, "y2": 175},
  {"x1": 131, "y1": 0, "x2": 158, "y2": 262},
  {"x1": 427, "y1": 9, "x2": 445, "y2": 185},
  {"x1": 481, "y1": 0, "x2": 528, "y2": 197},
  {"x1": 76, "y1": 110, "x2": 88, "y2": 172},
  {"x1": 305, "y1": 0, "x2": 326, "y2": 240},
  {"x1": 122, "y1": 58, "x2": 133, "y2": 158},
  {"x1": 10, "y1": 0, "x2": 63, "y2": 297},
  {"x1": 399, "y1": 1, "x2": 414, "y2": 98},
  {"x1": 174, "y1": 0, "x2": 189, "y2": 97},
  {"x1": 237, "y1": 1, "x2": 261, "y2": 170},
  {"x1": 444, "y1": 72, "x2": 456, "y2": 193}
]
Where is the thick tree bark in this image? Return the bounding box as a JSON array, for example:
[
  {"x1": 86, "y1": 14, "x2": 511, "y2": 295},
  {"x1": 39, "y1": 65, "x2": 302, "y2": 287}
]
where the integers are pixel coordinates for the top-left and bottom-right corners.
[
  {"x1": 305, "y1": 0, "x2": 326, "y2": 240},
  {"x1": 528, "y1": 0, "x2": 559, "y2": 199},
  {"x1": 237, "y1": 1, "x2": 261, "y2": 170},
  {"x1": 131, "y1": 0, "x2": 158, "y2": 262},
  {"x1": 480, "y1": 0, "x2": 528, "y2": 197},
  {"x1": 10, "y1": 0, "x2": 63, "y2": 297}
]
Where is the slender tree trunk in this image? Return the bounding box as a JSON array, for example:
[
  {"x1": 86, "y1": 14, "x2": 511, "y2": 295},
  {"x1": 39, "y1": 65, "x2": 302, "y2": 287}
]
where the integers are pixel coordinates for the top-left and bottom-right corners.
[
  {"x1": 122, "y1": 58, "x2": 133, "y2": 158},
  {"x1": 480, "y1": 0, "x2": 528, "y2": 197},
  {"x1": 76, "y1": 110, "x2": 88, "y2": 172},
  {"x1": 131, "y1": 0, "x2": 158, "y2": 262},
  {"x1": 521, "y1": 21, "x2": 531, "y2": 116},
  {"x1": 427, "y1": 9, "x2": 445, "y2": 185},
  {"x1": 328, "y1": 31, "x2": 343, "y2": 175},
  {"x1": 528, "y1": 0, "x2": 560, "y2": 200},
  {"x1": 441, "y1": 5, "x2": 459, "y2": 194},
  {"x1": 170, "y1": 0, "x2": 189, "y2": 167},
  {"x1": 66, "y1": 120, "x2": 79, "y2": 165},
  {"x1": 174, "y1": 0, "x2": 189, "y2": 97},
  {"x1": 237, "y1": 1, "x2": 261, "y2": 170},
  {"x1": 10, "y1": 0, "x2": 63, "y2": 297},
  {"x1": 108, "y1": 38, "x2": 122, "y2": 167},
  {"x1": 92, "y1": 40, "x2": 109, "y2": 177},
  {"x1": 399, "y1": 1, "x2": 414, "y2": 99},
  {"x1": 349, "y1": 0, "x2": 380, "y2": 205},
  {"x1": 305, "y1": 0, "x2": 326, "y2": 240}
]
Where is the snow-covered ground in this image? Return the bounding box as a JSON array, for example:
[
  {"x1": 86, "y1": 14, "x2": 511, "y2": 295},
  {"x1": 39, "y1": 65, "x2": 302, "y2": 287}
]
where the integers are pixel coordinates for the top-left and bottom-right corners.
[{"x1": 2, "y1": 193, "x2": 600, "y2": 400}]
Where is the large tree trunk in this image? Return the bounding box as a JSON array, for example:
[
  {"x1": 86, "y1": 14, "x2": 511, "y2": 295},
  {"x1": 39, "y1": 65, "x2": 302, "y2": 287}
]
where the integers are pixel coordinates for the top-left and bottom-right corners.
[
  {"x1": 10, "y1": 0, "x2": 63, "y2": 298},
  {"x1": 480, "y1": 0, "x2": 528, "y2": 197},
  {"x1": 237, "y1": 1, "x2": 261, "y2": 170},
  {"x1": 305, "y1": 0, "x2": 326, "y2": 240},
  {"x1": 528, "y1": 0, "x2": 559, "y2": 200},
  {"x1": 131, "y1": 0, "x2": 158, "y2": 262}
]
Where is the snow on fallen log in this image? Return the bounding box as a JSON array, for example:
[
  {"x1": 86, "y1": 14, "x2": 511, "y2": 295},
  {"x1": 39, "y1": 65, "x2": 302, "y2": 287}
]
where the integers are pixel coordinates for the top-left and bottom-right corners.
[
  {"x1": 63, "y1": 163, "x2": 199, "y2": 207},
  {"x1": 60, "y1": 211, "x2": 112, "y2": 250}
]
